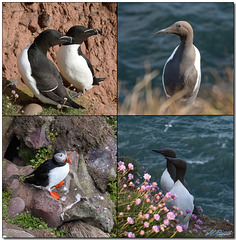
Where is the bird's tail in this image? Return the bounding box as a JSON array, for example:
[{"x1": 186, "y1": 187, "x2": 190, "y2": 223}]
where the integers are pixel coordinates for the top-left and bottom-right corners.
[
  {"x1": 65, "y1": 98, "x2": 85, "y2": 109},
  {"x1": 93, "y1": 77, "x2": 105, "y2": 85}
]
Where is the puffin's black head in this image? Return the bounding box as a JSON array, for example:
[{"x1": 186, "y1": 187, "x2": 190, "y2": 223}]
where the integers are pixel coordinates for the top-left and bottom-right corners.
[
  {"x1": 35, "y1": 29, "x2": 73, "y2": 49},
  {"x1": 165, "y1": 157, "x2": 187, "y2": 171},
  {"x1": 66, "y1": 26, "x2": 101, "y2": 44},
  {"x1": 156, "y1": 21, "x2": 193, "y2": 39},
  {"x1": 152, "y1": 148, "x2": 176, "y2": 158},
  {"x1": 53, "y1": 150, "x2": 72, "y2": 165}
]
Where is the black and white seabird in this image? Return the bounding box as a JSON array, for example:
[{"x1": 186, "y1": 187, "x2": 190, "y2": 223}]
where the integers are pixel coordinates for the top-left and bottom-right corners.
[
  {"x1": 152, "y1": 148, "x2": 177, "y2": 193},
  {"x1": 152, "y1": 148, "x2": 199, "y2": 215},
  {"x1": 24, "y1": 150, "x2": 72, "y2": 199},
  {"x1": 17, "y1": 29, "x2": 85, "y2": 109},
  {"x1": 164, "y1": 157, "x2": 194, "y2": 226},
  {"x1": 156, "y1": 21, "x2": 201, "y2": 104},
  {"x1": 57, "y1": 26, "x2": 105, "y2": 93}
]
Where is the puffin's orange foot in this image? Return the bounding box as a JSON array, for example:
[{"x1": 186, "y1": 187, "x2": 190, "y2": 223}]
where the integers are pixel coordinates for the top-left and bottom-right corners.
[
  {"x1": 49, "y1": 191, "x2": 60, "y2": 199},
  {"x1": 55, "y1": 180, "x2": 65, "y2": 188}
]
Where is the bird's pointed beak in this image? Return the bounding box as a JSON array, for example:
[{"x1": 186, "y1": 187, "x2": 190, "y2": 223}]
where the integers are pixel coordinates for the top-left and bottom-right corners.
[
  {"x1": 152, "y1": 149, "x2": 161, "y2": 153},
  {"x1": 67, "y1": 156, "x2": 72, "y2": 164},
  {"x1": 84, "y1": 28, "x2": 101, "y2": 36},
  {"x1": 156, "y1": 28, "x2": 170, "y2": 34},
  {"x1": 59, "y1": 36, "x2": 73, "y2": 44},
  {"x1": 156, "y1": 25, "x2": 175, "y2": 34}
]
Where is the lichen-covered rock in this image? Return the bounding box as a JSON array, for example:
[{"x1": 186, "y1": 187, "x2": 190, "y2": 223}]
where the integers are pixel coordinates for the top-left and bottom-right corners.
[{"x1": 59, "y1": 220, "x2": 109, "y2": 238}]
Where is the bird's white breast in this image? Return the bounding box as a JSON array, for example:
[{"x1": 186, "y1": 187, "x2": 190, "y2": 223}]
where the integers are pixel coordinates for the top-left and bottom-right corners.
[
  {"x1": 193, "y1": 45, "x2": 201, "y2": 94},
  {"x1": 166, "y1": 180, "x2": 194, "y2": 226},
  {"x1": 17, "y1": 44, "x2": 59, "y2": 105},
  {"x1": 160, "y1": 168, "x2": 174, "y2": 194},
  {"x1": 48, "y1": 163, "x2": 70, "y2": 189},
  {"x1": 57, "y1": 45, "x2": 93, "y2": 92}
]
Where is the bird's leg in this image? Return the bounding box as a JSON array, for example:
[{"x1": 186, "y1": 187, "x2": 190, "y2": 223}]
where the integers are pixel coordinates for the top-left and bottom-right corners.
[
  {"x1": 49, "y1": 191, "x2": 60, "y2": 199},
  {"x1": 55, "y1": 180, "x2": 65, "y2": 188}
]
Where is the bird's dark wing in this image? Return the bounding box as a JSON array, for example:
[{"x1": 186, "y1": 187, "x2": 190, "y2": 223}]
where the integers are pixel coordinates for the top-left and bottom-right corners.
[{"x1": 24, "y1": 159, "x2": 56, "y2": 186}]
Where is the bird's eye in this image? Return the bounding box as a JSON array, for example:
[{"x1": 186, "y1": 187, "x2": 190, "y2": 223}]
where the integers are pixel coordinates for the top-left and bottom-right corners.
[{"x1": 177, "y1": 24, "x2": 181, "y2": 28}]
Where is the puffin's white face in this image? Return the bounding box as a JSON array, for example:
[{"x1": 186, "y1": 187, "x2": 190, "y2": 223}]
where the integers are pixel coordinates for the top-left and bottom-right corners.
[{"x1": 54, "y1": 151, "x2": 67, "y2": 163}]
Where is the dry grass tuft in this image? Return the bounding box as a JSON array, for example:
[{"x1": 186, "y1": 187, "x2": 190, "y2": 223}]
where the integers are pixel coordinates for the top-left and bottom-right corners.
[{"x1": 118, "y1": 66, "x2": 233, "y2": 115}]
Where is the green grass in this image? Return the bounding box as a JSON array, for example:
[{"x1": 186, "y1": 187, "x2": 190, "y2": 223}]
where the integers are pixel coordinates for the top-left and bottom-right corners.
[
  {"x1": 2, "y1": 90, "x2": 90, "y2": 116},
  {"x1": 2, "y1": 188, "x2": 67, "y2": 237},
  {"x1": 104, "y1": 116, "x2": 117, "y2": 135}
]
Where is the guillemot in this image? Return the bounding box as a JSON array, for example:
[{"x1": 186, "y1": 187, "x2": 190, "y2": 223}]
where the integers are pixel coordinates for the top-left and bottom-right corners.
[
  {"x1": 156, "y1": 21, "x2": 201, "y2": 105},
  {"x1": 164, "y1": 157, "x2": 194, "y2": 226},
  {"x1": 152, "y1": 148, "x2": 200, "y2": 215}
]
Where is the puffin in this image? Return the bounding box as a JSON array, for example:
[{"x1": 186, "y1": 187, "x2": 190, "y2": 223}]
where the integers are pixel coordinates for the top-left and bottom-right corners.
[
  {"x1": 164, "y1": 157, "x2": 194, "y2": 226},
  {"x1": 17, "y1": 29, "x2": 85, "y2": 109},
  {"x1": 24, "y1": 150, "x2": 71, "y2": 199},
  {"x1": 57, "y1": 26, "x2": 105, "y2": 93},
  {"x1": 156, "y1": 21, "x2": 201, "y2": 105}
]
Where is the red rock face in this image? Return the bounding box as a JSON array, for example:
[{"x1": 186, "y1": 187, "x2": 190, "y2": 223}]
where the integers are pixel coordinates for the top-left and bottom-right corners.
[{"x1": 2, "y1": 2, "x2": 117, "y2": 115}]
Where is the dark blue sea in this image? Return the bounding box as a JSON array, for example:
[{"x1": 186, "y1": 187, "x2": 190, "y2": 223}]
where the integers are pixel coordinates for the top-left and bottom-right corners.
[
  {"x1": 118, "y1": 2, "x2": 234, "y2": 102},
  {"x1": 118, "y1": 116, "x2": 234, "y2": 223}
]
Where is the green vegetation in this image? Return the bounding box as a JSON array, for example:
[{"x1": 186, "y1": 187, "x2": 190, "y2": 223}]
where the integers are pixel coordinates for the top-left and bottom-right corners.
[
  {"x1": 2, "y1": 188, "x2": 67, "y2": 237},
  {"x1": 2, "y1": 94, "x2": 22, "y2": 116},
  {"x1": 107, "y1": 177, "x2": 117, "y2": 206},
  {"x1": 119, "y1": 66, "x2": 233, "y2": 115},
  {"x1": 17, "y1": 146, "x2": 54, "y2": 169},
  {"x1": 2, "y1": 87, "x2": 90, "y2": 116},
  {"x1": 3, "y1": 160, "x2": 7, "y2": 167},
  {"x1": 27, "y1": 147, "x2": 54, "y2": 169},
  {"x1": 45, "y1": 129, "x2": 58, "y2": 141},
  {"x1": 104, "y1": 116, "x2": 117, "y2": 135}
]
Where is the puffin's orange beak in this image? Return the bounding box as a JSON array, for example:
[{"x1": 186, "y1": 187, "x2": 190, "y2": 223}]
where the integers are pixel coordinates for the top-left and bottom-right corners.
[{"x1": 67, "y1": 156, "x2": 72, "y2": 164}]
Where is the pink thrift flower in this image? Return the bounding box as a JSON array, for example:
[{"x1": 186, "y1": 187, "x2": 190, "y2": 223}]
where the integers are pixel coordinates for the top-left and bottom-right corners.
[
  {"x1": 128, "y1": 163, "x2": 134, "y2": 170},
  {"x1": 186, "y1": 208, "x2": 191, "y2": 214},
  {"x1": 144, "y1": 214, "x2": 149, "y2": 219},
  {"x1": 165, "y1": 192, "x2": 172, "y2": 198},
  {"x1": 152, "y1": 182, "x2": 158, "y2": 187},
  {"x1": 167, "y1": 212, "x2": 175, "y2": 220},
  {"x1": 136, "y1": 199, "x2": 141, "y2": 205},
  {"x1": 141, "y1": 185, "x2": 146, "y2": 191},
  {"x1": 118, "y1": 161, "x2": 124, "y2": 166},
  {"x1": 140, "y1": 230, "x2": 145, "y2": 236},
  {"x1": 154, "y1": 214, "x2": 160, "y2": 221},
  {"x1": 144, "y1": 222, "x2": 149, "y2": 228},
  {"x1": 152, "y1": 225, "x2": 159, "y2": 233},
  {"x1": 11, "y1": 90, "x2": 16, "y2": 94},
  {"x1": 196, "y1": 219, "x2": 203, "y2": 225},
  {"x1": 143, "y1": 173, "x2": 151, "y2": 181},
  {"x1": 14, "y1": 94, "x2": 19, "y2": 98},
  {"x1": 129, "y1": 182, "x2": 134, "y2": 187},
  {"x1": 128, "y1": 173, "x2": 134, "y2": 180},
  {"x1": 57, "y1": 104, "x2": 62, "y2": 109},
  {"x1": 164, "y1": 219, "x2": 169, "y2": 225},
  {"x1": 127, "y1": 217, "x2": 134, "y2": 224},
  {"x1": 118, "y1": 164, "x2": 126, "y2": 171},
  {"x1": 171, "y1": 194, "x2": 177, "y2": 200},
  {"x1": 127, "y1": 232, "x2": 135, "y2": 238},
  {"x1": 176, "y1": 225, "x2": 183, "y2": 232}
]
